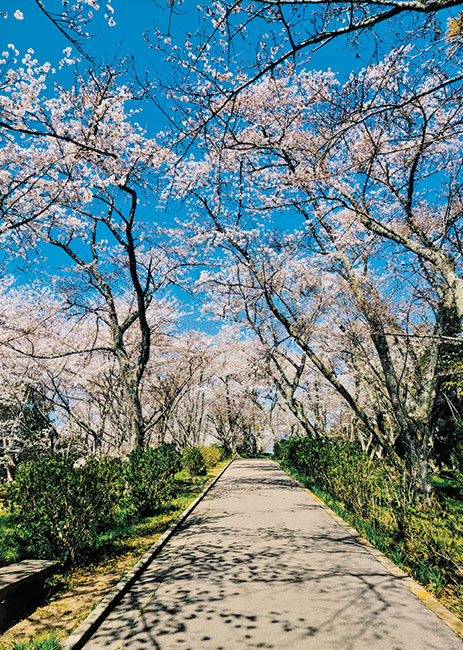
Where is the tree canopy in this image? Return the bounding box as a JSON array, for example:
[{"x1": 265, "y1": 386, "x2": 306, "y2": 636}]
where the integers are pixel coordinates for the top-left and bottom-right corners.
[{"x1": 1, "y1": 0, "x2": 463, "y2": 501}]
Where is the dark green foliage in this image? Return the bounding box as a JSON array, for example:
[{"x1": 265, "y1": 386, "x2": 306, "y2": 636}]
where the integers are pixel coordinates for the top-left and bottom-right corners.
[
  {"x1": 275, "y1": 437, "x2": 380, "y2": 517},
  {"x1": 181, "y1": 447, "x2": 207, "y2": 476},
  {"x1": 272, "y1": 439, "x2": 282, "y2": 459},
  {"x1": 0, "y1": 507, "x2": 21, "y2": 566},
  {"x1": 431, "y1": 331, "x2": 463, "y2": 470},
  {"x1": 126, "y1": 443, "x2": 181, "y2": 516},
  {"x1": 218, "y1": 444, "x2": 232, "y2": 461},
  {"x1": 3, "y1": 444, "x2": 182, "y2": 565},
  {"x1": 7, "y1": 456, "x2": 128, "y2": 564},
  {"x1": 236, "y1": 435, "x2": 258, "y2": 458},
  {"x1": 274, "y1": 436, "x2": 463, "y2": 604}
]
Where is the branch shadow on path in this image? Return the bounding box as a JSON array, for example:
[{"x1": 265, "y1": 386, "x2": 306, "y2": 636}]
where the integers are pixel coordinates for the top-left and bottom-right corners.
[{"x1": 84, "y1": 460, "x2": 462, "y2": 650}]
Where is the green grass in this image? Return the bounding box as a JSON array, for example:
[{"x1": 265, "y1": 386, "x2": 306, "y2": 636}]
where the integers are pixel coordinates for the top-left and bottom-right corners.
[
  {"x1": 0, "y1": 504, "x2": 21, "y2": 566},
  {"x1": 0, "y1": 632, "x2": 61, "y2": 650}
]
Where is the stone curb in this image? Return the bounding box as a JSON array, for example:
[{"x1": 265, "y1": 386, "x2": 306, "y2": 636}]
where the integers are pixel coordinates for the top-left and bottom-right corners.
[
  {"x1": 277, "y1": 461, "x2": 463, "y2": 641},
  {"x1": 63, "y1": 459, "x2": 234, "y2": 650}
]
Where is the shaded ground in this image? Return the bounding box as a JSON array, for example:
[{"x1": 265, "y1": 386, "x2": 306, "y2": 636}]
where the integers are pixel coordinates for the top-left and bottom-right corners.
[
  {"x1": 82, "y1": 459, "x2": 463, "y2": 650},
  {"x1": 0, "y1": 466, "x2": 226, "y2": 647}
]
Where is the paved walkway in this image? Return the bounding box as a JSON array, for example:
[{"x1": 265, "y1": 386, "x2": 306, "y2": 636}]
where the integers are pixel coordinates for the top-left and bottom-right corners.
[{"x1": 83, "y1": 459, "x2": 463, "y2": 649}]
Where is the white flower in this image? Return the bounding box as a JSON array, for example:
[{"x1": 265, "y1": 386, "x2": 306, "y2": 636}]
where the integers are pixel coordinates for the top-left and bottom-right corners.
[{"x1": 13, "y1": 10, "x2": 24, "y2": 20}]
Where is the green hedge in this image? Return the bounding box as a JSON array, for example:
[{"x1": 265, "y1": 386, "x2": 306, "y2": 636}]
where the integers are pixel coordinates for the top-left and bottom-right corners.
[
  {"x1": 199, "y1": 446, "x2": 222, "y2": 469},
  {"x1": 275, "y1": 437, "x2": 387, "y2": 518},
  {"x1": 7, "y1": 444, "x2": 182, "y2": 564},
  {"x1": 8, "y1": 457, "x2": 128, "y2": 564},
  {"x1": 126, "y1": 443, "x2": 181, "y2": 516}
]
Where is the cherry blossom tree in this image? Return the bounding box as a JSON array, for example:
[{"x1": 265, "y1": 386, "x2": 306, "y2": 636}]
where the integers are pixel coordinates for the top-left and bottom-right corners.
[
  {"x1": 0, "y1": 49, "x2": 185, "y2": 450},
  {"x1": 155, "y1": 328, "x2": 272, "y2": 452},
  {"x1": 8, "y1": 0, "x2": 463, "y2": 489},
  {"x1": 2, "y1": 1, "x2": 115, "y2": 60},
  {"x1": 141, "y1": 0, "x2": 463, "y2": 154},
  {"x1": 0, "y1": 280, "x2": 277, "y2": 463},
  {"x1": 0, "y1": 280, "x2": 198, "y2": 460},
  {"x1": 172, "y1": 45, "x2": 463, "y2": 500},
  {"x1": 0, "y1": 283, "x2": 71, "y2": 477}
]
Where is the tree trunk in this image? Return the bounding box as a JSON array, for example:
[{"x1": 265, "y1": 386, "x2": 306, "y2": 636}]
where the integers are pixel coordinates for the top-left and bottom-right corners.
[
  {"x1": 5, "y1": 455, "x2": 16, "y2": 482},
  {"x1": 129, "y1": 392, "x2": 145, "y2": 451},
  {"x1": 410, "y1": 451, "x2": 433, "y2": 504},
  {"x1": 400, "y1": 429, "x2": 433, "y2": 505},
  {"x1": 120, "y1": 372, "x2": 145, "y2": 451}
]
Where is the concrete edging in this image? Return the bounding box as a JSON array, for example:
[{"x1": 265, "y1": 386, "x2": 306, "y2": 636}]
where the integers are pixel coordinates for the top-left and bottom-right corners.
[
  {"x1": 277, "y1": 460, "x2": 463, "y2": 640},
  {"x1": 63, "y1": 459, "x2": 234, "y2": 650}
]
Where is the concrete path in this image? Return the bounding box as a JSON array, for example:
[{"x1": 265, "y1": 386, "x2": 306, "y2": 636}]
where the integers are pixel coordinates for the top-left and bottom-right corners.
[{"x1": 83, "y1": 459, "x2": 463, "y2": 649}]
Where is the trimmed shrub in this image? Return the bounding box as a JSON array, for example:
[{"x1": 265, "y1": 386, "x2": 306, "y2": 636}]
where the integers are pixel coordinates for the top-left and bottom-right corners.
[
  {"x1": 182, "y1": 447, "x2": 207, "y2": 476},
  {"x1": 0, "y1": 508, "x2": 21, "y2": 566},
  {"x1": 199, "y1": 446, "x2": 221, "y2": 469},
  {"x1": 126, "y1": 443, "x2": 181, "y2": 516},
  {"x1": 7, "y1": 456, "x2": 127, "y2": 564}
]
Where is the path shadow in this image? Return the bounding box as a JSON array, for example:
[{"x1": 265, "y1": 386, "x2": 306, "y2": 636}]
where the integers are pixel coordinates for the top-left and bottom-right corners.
[{"x1": 85, "y1": 461, "x2": 459, "y2": 650}]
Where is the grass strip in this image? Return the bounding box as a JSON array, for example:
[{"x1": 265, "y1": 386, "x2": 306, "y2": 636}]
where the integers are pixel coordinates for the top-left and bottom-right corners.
[{"x1": 278, "y1": 461, "x2": 463, "y2": 625}]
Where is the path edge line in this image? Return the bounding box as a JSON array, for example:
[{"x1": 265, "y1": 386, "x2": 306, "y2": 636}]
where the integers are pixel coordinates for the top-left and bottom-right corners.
[
  {"x1": 276, "y1": 460, "x2": 463, "y2": 640},
  {"x1": 63, "y1": 459, "x2": 234, "y2": 650}
]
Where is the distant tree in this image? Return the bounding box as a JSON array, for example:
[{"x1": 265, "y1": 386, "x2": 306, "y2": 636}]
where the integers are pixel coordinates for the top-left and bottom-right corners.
[{"x1": 0, "y1": 384, "x2": 56, "y2": 481}]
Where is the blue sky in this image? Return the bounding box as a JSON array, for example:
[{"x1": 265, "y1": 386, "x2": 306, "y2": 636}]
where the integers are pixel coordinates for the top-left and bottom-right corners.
[
  {"x1": 3, "y1": 0, "x2": 433, "y2": 173},
  {"x1": 1, "y1": 1, "x2": 379, "y2": 104},
  {"x1": 3, "y1": 2, "x2": 164, "y2": 63},
  {"x1": 2, "y1": 1, "x2": 455, "y2": 106},
  {"x1": 1, "y1": 1, "x2": 454, "y2": 334}
]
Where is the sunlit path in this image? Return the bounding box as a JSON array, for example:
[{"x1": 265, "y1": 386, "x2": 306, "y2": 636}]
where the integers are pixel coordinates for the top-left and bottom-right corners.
[{"x1": 82, "y1": 459, "x2": 462, "y2": 650}]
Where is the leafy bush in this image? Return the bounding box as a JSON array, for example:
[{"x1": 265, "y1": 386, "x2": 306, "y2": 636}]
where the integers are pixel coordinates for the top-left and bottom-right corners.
[
  {"x1": 199, "y1": 446, "x2": 221, "y2": 469},
  {"x1": 7, "y1": 456, "x2": 128, "y2": 564},
  {"x1": 272, "y1": 440, "x2": 282, "y2": 459},
  {"x1": 275, "y1": 437, "x2": 378, "y2": 512},
  {"x1": 236, "y1": 435, "x2": 258, "y2": 458},
  {"x1": 182, "y1": 447, "x2": 207, "y2": 476},
  {"x1": 126, "y1": 443, "x2": 181, "y2": 516},
  {"x1": 218, "y1": 444, "x2": 232, "y2": 461}
]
